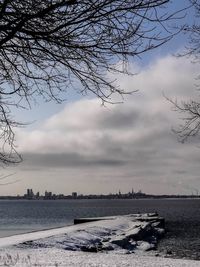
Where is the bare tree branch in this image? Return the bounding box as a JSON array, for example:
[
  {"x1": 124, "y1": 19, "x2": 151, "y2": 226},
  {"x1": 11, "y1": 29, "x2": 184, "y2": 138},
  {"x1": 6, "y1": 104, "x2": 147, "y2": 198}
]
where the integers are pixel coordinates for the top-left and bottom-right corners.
[
  {"x1": 165, "y1": 95, "x2": 200, "y2": 142},
  {"x1": 0, "y1": 172, "x2": 20, "y2": 185},
  {"x1": 0, "y1": 0, "x2": 180, "y2": 163},
  {"x1": 167, "y1": 0, "x2": 200, "y2": 142}
]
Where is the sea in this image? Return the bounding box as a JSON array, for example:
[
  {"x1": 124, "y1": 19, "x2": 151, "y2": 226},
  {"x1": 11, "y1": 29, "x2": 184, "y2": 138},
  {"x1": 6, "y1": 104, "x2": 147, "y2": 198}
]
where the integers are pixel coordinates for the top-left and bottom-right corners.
[{"x1": 0, "y1": 198, "x2": 199, "y2": 260}]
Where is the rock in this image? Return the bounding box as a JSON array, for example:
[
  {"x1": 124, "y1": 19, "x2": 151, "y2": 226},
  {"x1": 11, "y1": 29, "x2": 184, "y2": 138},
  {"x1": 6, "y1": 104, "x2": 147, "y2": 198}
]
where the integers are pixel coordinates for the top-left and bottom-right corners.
[
  {"x1": 166, "y1": 250, "x2": 172, "y2": 255},
  {"x1": 81, "y1": 245, "x2": 99, "y2": 253},
  {"x1": 137, "y1": 241, "x2": 155, "y2": 251}
]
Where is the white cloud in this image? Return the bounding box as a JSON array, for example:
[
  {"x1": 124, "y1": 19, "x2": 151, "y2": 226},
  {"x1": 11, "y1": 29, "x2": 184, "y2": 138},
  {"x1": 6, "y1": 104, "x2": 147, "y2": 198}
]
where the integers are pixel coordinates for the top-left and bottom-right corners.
[{"x1": 11, "y1": 55, "x2": 200, "y2": 195}]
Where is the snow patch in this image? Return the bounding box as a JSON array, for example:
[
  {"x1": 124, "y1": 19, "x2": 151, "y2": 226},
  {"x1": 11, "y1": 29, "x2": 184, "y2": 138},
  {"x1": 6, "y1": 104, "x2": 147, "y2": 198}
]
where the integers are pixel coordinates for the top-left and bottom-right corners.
[{"x1": 0, "y1": 214, "x2": 199, "y2": 266}]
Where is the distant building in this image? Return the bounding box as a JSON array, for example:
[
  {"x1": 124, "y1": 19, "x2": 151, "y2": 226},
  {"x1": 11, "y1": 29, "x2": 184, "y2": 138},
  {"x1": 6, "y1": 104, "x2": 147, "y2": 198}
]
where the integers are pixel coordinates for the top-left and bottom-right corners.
[
  {"x1": 26, "y1": 188, "x2": 34, "y2": 199},
  {"x1": 72, "y1": 192, "x2": 77, "y2": 198},
  {"x1": 118, "y1": 190, "x2": 122, "y2": 198},
  {"x1": 44, "y1": 191, "x2": 52, "y2": 199},
  {"x1": 35, "y1": 192, "x2": 40, "y2": 199}
]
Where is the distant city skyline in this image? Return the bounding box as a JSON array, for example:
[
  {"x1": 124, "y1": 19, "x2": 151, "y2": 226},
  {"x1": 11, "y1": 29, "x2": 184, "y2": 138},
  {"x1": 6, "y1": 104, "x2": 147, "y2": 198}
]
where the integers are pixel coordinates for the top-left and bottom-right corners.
[
  {"x1": 23, "y1": 188, "x2": 145, "y2": 199},
  {"x1": 1, "y1": 187, "x2": 199, "y2": 200}
]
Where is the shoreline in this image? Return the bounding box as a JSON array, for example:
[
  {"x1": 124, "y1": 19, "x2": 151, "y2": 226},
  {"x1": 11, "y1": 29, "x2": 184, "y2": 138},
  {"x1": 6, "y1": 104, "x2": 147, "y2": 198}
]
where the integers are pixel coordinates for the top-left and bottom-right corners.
[
  {"x1": 1, "y1": 249, "x2": 200, "y2": 267},
  {"x1": 0, "y1": 197, "x2": 199, "y2": 201},
  {"x1": 0, "y1": 214, "x2": 199, "y2": 266},
  {"x1": 0, "y1": 223, "x2": 73, "y2": 239}
]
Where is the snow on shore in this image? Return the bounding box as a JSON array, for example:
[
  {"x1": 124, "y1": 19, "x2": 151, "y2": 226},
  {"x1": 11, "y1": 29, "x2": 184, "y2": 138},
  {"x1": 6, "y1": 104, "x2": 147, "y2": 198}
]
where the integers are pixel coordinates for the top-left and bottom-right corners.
[
  {"x1": 0, "y1": 213, "x2": 164, "y2": 252},
  {"x1": 0, "y1": 213, "x2": 199, "y2": 266},
  {"x1": 1, "y1": 249, "x2": 200, "y2": 267}
]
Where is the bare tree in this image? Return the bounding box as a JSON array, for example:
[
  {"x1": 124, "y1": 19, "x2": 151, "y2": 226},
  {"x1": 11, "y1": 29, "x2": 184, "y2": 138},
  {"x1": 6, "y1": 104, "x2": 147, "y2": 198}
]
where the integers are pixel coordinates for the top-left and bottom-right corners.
[
  {"x1": 0, "y1": 0, "x2": 179, "y2": 163},
  {"x1": 168, "y1": 0, "x2": 200, "y2": 142},
  {"x1": 167, "y1": 97, "x2": 200, "y2": 143},
  {"x1": 182, "y1": 0, "x2": 200, "y2": 63},
  {"x1": 0, "y1": 173, "x2": 20, "y2": 185}
]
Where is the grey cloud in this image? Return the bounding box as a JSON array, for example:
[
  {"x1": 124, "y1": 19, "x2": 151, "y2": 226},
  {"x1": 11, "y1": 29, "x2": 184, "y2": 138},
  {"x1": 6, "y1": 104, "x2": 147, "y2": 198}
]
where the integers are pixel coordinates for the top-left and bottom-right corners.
[
  {"x1": 97, "y1": 107, "x2": 140, "y2": 130},
  {"x1": 21, "y1": 153, "x2": 127, "y2": 169},
  {"x1": 173, "y1": 170, "x2": 187, "y2": 175}
]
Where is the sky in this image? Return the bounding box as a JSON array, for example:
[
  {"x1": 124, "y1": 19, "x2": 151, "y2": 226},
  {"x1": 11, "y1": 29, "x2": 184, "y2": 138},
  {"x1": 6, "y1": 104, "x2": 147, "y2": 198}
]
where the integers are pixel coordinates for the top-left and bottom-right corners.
[{"x1": 0, "y1": 1, "x2": 200, "y2": 196}]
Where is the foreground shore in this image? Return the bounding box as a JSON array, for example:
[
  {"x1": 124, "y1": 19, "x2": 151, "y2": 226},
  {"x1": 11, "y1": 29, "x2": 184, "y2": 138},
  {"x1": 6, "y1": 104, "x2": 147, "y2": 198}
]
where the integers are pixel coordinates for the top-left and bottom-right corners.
[
  {"x1": 1, "y1": 249, "x2": 200, "y2": 267},
  {"x1": 0, "y1": 214, "x2": 199, "y2": 266}
]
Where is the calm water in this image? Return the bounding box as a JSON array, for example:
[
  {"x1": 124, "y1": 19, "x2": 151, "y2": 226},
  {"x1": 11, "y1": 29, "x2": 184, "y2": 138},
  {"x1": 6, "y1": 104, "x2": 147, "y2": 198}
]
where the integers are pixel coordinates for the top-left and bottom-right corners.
[{"x1": 0, "y1": 198, "x2": 199, "y2": 259}]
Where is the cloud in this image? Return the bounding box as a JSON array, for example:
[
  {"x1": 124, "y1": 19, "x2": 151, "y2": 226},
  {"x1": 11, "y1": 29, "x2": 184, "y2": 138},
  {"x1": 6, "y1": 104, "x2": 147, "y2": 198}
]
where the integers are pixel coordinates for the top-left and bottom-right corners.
[
  {"x1": 12, "y1": 55, "x2": 200, "y2": 195},
  {"x1": 20, "y1": 153, "x2": 127, "y2": 169}
]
